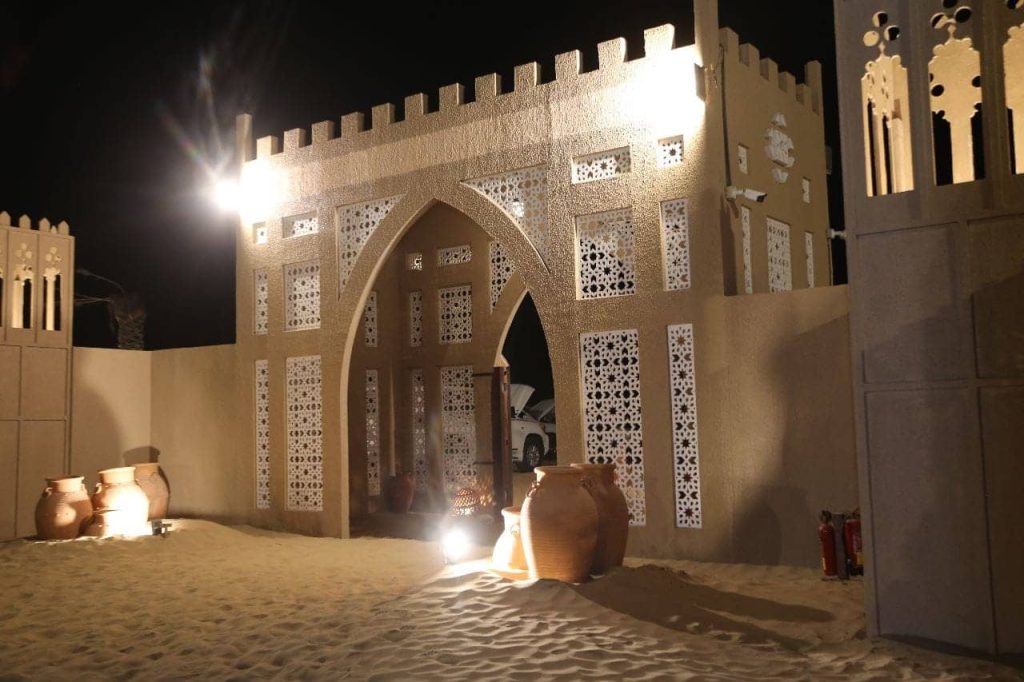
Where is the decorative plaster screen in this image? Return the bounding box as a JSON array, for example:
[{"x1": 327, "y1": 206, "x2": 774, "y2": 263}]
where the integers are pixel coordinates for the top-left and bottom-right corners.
[
  {"x1": 286, "y1": 355, "x2": 323, "y2": 511},
  {"x1": 337, "y1": 196, "x2": 401, "y2": 290},
  {"x1": 657, "y1": 135, "x2": 685, "y2": 167},
  {"x1": 862, "y1": 11, "x2": 914, "y2": 194},
  {"x1": 741, "y1": 207, "x2": 753, "y2": 294},
  {"x1": 660, "y1": 199, "x2": 691, "y2": 291},
  {"x1": 441, "y1": 365, "x2": 477, "y2": 498},
  {"x1": 437, "y1": 245, "x2": 472, "y2": 266},
  {"x1": 767, "y1": 218, "x2": 792, "y2": 293},
  {"x1": 439, "y1": 285, "x2": 473, "y2": 344},
  {"x1": 284, "y1": 261, "x2": 320, "y2": 331},
  {"x1": 488, "y1": 241, "x2": 514, "y2": 311},
  {"x1": 805, "y1": 232, "x2": 816, "y2": 288},
  {"x1": 737, "y1": 144, "x2": 749, "y2": 174},
  {"x1": 407, "y1": 253, "x2": 423, "y2": 271},
  {"x1": 285, "y1": 214, "x2": 318, "y2": 238},
  {"x1": 254, "y1": 270, "x2": 269, "y2": 335},
  {"x1": 363, "y1": 291, "x2": 378, "y2": 347},
  {"x1": 576, "y1": 208, "x2": 637, "y2": 300},
  {"x1": 465, "y1": 166, "x2": 551, "y2": 268},
  {"x1": 254, "y1": 223, "x2": 268, "y2": 245},
  {"x1": 255, "y1": 359, "x2": 270, "y2": 510},
  {"x1": 411, "y1": 369, "x2": 428, "y2": 493},
  {"x1": 409, "y1": 291, "x2": 423, "y2": 347},
  {"x1": 572, "y1": 147, "x2": 632, "y2": 183},
  {"x1": 580, "y1": 329, "x2": 646, "y2": 526},
  {"x1": 668, "y1": 324, "x2": 701, "y2": 528},
  {"x1": 802, "y1": 178, "x2": 811, "y2": 203},
  {"x1": 366, "y1": 370, "x2": 381, "y2": 497}
]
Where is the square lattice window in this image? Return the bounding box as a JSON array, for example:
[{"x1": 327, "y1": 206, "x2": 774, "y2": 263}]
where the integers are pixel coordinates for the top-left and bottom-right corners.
[
  {"x1": 441, "y1": 365, "x2": 477, "y2": 499},
  {"x1": 437, "y1": 244, "x2": 472, "y2": 266},
  {"x1": 657, "y1": 135, "x2": 685, "y2": 167},
  {"x1": 439, "y1": 285, "x2": 472, "y2": 344},
  {"x1": 253, "y1": 223, "x2": 268, "y2": 245},
  {"x1": 660, "y1": 199, "x2": 691, "y2": 291},
  {"x1": 286, "y1": 355, "x2": 323, "y2": 511},
  {"x1": 767, "y1": 218, "x2": 792, "y2": 293},
  {"x1": 576, "y1": 208, "x2": 637, "y2": 300},
  {"x1": 410, "y1": 369, "x2": 428, "y2": 493},
  {"x1": 409, "y1": 291, "x2": 423, "y2": 347},
  {"x1": 407, "y1": 253, "x2": 423, "y2": 271},
  {"x1": 572, "y1": 146, "x2": 631, "y2": 183},
  {"x1": 255, "y1": 359, "x2": 270, "y2": 510},
  {"x1": 366, "y1": 369, "x2": 381, "y2": 497},
  {"x1": 285, "y1": 213, "x2": 318, "y2": 238},
  {"x1": 254, "y1": 270, "x2": 269, "y2": 335},
  {"x1": 668, "y1": 324, "x2": 702, "y2": 528},
  {"x1": 580, "y1": 329, "x2": 646, "y2": 526},
  {"x1": 284, "y1": 260, "x2": 321, "y2": 331}
]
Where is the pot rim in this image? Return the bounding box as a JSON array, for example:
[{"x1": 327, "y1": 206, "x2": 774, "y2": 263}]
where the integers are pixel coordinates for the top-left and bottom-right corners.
[
  {"x1": 97, "y1": 466, "x2": 136, "y2": 476},
  {"x1": 45, "y1": 474, "x2": 85, "y2": 483},
  {"x1": 534, "y1": 465, "x2": 583, "y2": 476}
]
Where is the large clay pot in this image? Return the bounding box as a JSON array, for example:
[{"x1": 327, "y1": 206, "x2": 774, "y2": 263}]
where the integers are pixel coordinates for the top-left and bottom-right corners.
[
  {"x1": 491, "y1": 506, "x2": 527, "y2": 572},
  {"x1": 572, "y1": 462, "x2": 629, "y2": 573},
  {"x1": 35, "y1": 476, "x2": 92, "y2": 540},
  {"x1": 88, "y1": 467, "x2": 150, "y2": 537},
  {"x1": 134, "y1": 463, "x2": 170, "y2": 520},
  {"x1": 520, "y1": 466, "x2": 598, "y2": 582},
  {"x1": 386, "y1": 472, "x2": 415, "y2": 513}
]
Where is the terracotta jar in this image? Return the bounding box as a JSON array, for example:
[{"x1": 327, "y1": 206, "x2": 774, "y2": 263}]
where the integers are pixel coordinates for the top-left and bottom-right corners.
[
  {"x1": 89, "y1": 466, "x2": 150, "y2": 537},
  {"x1": 134, "y1": 463, "x2": 170, "y2": 519},
  {"x1": 386, "y1": 472, "x2": 415, "y2": 514},
  {"x1": 491, "y1": 506, "x2": 527, "y2": 572},
  {"x1": 572, "y1": 463, "x2": 629, "y2": 573},
  {"x1": 520, "y1": 466, "x2": 598, "y2": 582},
  {"x1": 35, "y1": 476, "x2": 92, "y2": 540}
]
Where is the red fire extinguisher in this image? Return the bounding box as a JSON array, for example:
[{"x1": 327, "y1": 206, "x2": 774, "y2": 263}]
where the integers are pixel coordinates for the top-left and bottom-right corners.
[
  {"x1": 819, "y1": 510, "x2": 837, "y2": 577},
  {"x1": 844, "y1": 513, "x2": 863, "y2": 576}
]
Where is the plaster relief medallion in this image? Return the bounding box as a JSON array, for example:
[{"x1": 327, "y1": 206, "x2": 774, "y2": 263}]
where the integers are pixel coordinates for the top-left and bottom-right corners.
[{"x1": 763, "y1": 113, "x2": 795, "y2": 184}]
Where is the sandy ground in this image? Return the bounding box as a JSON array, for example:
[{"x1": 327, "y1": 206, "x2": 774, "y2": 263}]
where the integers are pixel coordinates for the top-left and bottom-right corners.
[{"x1": 0, "y1": 520, "x2": 1020, "y2": 681}]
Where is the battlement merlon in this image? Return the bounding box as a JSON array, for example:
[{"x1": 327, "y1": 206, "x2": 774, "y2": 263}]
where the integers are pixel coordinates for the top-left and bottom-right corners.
[
  {"x1": 239, "y1": 19, "x2": 722, "y2": 164},
  {"x1": 719, "y1": 27, "x2": 823, "y2": 115},
  {"x1": 0, "y1": 211, "x2": 71, "y2": 236}
]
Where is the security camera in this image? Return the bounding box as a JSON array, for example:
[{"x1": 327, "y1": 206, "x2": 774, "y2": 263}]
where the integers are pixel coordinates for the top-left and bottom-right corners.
[{"x1": 725, "y1": 186, "x2": 767, "y2": 203}]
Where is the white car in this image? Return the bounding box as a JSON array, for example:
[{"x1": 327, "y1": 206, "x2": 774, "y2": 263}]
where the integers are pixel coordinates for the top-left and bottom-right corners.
[{"x1": 510, "y1": 384, "x2": 551, "y2": 471}]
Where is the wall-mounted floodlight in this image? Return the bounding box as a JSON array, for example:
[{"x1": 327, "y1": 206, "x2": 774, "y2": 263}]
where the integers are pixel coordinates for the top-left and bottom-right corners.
[{"x1": 212, "y1": 178, "x2": 240, "y2": 212}]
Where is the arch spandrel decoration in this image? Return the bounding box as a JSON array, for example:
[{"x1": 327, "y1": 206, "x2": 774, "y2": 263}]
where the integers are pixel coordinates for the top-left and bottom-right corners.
[
  {"x1": 337, "y1": 195, "x2": 403, "y2": 292},
  {"x1": 861, "y1": 10, "x2": 914, "y2": 195},
  {"x1": 464, "y1": 166, "x2": 552, "y2": 270}
]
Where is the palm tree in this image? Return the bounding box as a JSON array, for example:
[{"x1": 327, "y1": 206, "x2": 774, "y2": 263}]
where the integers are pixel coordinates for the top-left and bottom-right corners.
[{"x1": 75, "y1": 269, "x2": 146, "y2": 350}]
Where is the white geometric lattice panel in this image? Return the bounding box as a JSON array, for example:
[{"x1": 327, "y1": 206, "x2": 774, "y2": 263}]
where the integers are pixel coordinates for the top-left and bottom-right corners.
[
  {"x1": 337, "y1": 195, "x2": 401, "y2": 291},
  {"x1": 488, "y1": 240, "x2": 515, "y2": 311},
  {"x1": 407, "y1": 253, "x2": 423, "y2": 271},
  {"x1": 576, "y1": 208, "x2": 637, "y2": 300},
  {"x1": 255, "y1": 359, "x2": 270, "y2": 510},
  {"x1": 465, "y1": 166, "x2": 551, "y2": 267},
  {"x1": 366, "y1": 369, "x2": 381, "y2": 497},
  {"x1": 572, "y1": 146, "x2": 632, "y2": 183},
  {"x1": 661, "y1": 198, "x2": 691, "y2": 291},
  {"x1": 580, "y1": 329, "x2": 646, "y2": 526},
  {"x1": 439, "y1": 284, "x2": 472, "y2": 344},
  {"x1": 657, "y1": 135, "x2": 685, "y2": 168},
  {"x1": 363, "y1": 291, "x2": 378, "y2": 347},
  {"x1": 741, "y1": 207, "x2": 753, "y2": 295},
  {"x1": 284, "y1": 261, "x2": 321, "y2": 331},
  {"x1": 254, "y1": 269, "x2": 269, "y2": 335},
  {"x1": 409, "y1": 291, "x2": 423, "y2": 347},
  {"x1": 767, "y1": 218, "x2": 792, "y2": 293},
  {"x1": 441, "y1": 365, "x2": 477, "y2": 499},
  {"x1": 411, "y1": 369, "x2": 428, "y2": 493},
  {"x1": 437, "y1": 244, "x2": 472, "y2": 266},
  {"x1": 805, "y1": 232, "x2": 815, "y2": 288},
  {"x1": 253, "y1": 223, "x2": 268, "y2": 245},
  {"x1": 285, "y1": 214, "x2": 319, "y2": 238},
  {"x1": 667, "y1": 324, "x2": 701, "y2": 529},
  {"x1": 286, "y1": 355, "x2": 323, "y2": 511}
]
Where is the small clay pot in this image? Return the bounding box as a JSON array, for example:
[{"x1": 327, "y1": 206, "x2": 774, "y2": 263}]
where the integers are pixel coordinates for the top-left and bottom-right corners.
[
  {"x1": 91, "y1": 467, "x2": 150, "y2": 536},
  {"x1": 572, "y1": 463, "x2": 629, "y2": 573},
  {"x1": 491, "y1": 506, "x2": 527, "y2": 572},
  {"x1": 134, "y1": 463, "x2": 170, "y2": 520},
  {"x1": 35, "y1": 476, "x2": 92, "y2": 540},
  {"x1": 520, "y1": 466, "x2": 598, "y2": 582},
  {"x1": 386, "y1": 472, "x2": 415, "y2": 514}
]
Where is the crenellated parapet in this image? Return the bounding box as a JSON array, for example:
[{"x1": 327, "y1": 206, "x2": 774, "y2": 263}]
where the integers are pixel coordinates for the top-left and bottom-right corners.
[
  {"x1": 719, "y1": 27, "x2": 823, "y2": 115},
  {"x1": 0, "y1": 211, "x2": 71, "y2": 235},
  {"x1": 249, "y1": 24, "x2": 687, "y2": 162}
]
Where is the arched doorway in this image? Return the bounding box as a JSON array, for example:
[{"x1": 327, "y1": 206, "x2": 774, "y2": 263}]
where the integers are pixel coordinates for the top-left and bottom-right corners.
[{"x1": 344, "y1": 201, "x2": 556, "y2": 531}]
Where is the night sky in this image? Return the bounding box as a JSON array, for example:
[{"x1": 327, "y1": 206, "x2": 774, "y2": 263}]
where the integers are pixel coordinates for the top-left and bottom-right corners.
[{"x1": 1, "y1": 1, "x2": 842, "y2": 359}]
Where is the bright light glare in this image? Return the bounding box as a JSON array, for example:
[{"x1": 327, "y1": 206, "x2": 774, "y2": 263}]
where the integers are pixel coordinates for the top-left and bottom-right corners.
[
  {"x1": 442, "y1": 528, "x2": 471, "y2": 563},
  {"x1": 212, "y1": 179, "x2": 240, "y2": 212}
]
